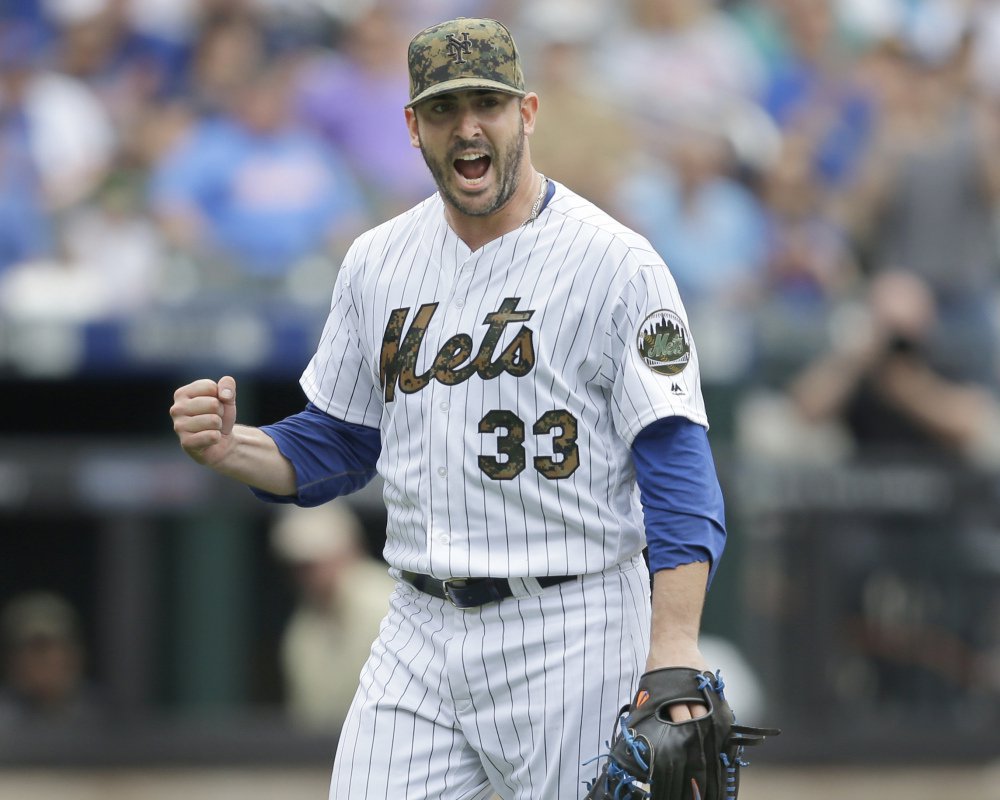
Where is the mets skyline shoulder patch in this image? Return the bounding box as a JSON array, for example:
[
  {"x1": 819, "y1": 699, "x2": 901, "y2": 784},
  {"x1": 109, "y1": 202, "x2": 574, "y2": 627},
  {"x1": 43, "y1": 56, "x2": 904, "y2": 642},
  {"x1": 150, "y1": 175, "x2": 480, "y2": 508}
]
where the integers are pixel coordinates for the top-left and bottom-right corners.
[{"x1": 637, "y1": 310, "x2": 691, "y2": 376}]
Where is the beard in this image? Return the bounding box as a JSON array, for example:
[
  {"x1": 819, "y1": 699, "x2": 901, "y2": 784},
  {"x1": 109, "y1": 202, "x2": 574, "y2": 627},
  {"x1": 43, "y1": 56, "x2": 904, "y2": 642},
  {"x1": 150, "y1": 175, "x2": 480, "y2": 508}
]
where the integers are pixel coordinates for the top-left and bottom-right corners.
[{"x1": 419, "y1": 118, "x2": 526, "y2": 217}]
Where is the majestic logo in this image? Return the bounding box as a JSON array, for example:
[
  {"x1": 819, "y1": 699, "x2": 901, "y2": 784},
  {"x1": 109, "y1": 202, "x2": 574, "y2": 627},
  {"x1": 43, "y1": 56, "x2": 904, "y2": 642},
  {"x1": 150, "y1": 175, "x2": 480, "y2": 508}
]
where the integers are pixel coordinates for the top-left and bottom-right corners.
[
  {"x1": 637, "y1": 310, "x2": 691, "y2": 376},
  {"x1": 445, "y1": 32, "x2": 473, "y2": 64},
  {"x1": 379, "y1": 297, "x2": 535, "y2": 402}
]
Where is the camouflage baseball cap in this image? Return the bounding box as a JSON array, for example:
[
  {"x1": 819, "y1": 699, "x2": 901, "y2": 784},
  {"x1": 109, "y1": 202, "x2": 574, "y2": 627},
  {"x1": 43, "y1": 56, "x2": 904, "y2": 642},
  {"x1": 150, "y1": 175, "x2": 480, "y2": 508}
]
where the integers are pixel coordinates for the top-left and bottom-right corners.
[{"x1": 406, "y1": 18, "x2": 526, "y2": 109}]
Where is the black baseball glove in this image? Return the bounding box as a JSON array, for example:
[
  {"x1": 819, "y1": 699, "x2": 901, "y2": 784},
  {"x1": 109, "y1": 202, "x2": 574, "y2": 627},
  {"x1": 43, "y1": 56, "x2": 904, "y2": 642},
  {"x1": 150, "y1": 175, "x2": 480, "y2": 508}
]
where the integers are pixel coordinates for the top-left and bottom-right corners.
[{"x1": 583, "y1": 668, "x2": 779, "y2": 800}]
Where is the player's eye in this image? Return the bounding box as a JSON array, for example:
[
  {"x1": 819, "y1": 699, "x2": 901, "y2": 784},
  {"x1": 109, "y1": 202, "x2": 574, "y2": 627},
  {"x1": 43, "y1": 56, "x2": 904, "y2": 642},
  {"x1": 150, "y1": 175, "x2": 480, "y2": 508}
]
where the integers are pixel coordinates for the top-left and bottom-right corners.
[{"x1": 477, "y1": 94, "x2": 503, "y2": 109}]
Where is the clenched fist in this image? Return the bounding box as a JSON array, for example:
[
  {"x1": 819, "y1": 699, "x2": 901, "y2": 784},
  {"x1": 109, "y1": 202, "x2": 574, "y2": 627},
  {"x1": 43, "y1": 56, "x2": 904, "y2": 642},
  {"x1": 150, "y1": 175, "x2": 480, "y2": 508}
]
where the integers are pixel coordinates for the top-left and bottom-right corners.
[{"x1": 170, "y1": 376, "x2": 239, "y2": 467}]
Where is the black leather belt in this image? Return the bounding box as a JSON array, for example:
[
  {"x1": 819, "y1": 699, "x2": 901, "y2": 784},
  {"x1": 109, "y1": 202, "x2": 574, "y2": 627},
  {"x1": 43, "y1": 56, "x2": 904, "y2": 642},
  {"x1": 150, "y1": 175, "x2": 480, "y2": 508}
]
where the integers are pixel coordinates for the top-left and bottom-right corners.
[{"x1": 400, "y1": 571, "x2": 577, "y2": 608}]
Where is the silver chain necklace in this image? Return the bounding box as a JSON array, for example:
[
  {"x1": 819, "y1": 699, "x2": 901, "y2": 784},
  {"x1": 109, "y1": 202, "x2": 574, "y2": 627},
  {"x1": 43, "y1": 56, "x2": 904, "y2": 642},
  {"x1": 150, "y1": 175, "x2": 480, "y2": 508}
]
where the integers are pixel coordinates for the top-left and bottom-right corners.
[{"x1": 525, "y1": 173, "x2": 548, "y2": 225}]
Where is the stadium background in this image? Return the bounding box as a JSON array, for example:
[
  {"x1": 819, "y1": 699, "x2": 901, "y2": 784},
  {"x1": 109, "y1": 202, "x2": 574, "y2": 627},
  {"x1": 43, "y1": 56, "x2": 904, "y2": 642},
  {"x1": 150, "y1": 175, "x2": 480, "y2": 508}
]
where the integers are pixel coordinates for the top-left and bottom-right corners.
[{"x1": 1, "y1": 0, "x2": 999, "y2": 797}]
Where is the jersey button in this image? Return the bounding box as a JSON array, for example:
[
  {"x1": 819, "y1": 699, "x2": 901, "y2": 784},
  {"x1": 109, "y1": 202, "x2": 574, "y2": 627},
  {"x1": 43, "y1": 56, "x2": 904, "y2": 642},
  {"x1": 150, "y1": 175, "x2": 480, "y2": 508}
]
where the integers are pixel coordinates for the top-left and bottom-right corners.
[
  {"x1": 437, "y1": 466, "x2": 448, "y2": 477},
  {"x1": 454, "y1": 298, "x2": 465, "y2": 308},
  {"x1": 440, "y1": 401, "x2": 449, "y2": 412},
  {"x1": 438, "y1": 533, "x2": 450, "y2": 544}
]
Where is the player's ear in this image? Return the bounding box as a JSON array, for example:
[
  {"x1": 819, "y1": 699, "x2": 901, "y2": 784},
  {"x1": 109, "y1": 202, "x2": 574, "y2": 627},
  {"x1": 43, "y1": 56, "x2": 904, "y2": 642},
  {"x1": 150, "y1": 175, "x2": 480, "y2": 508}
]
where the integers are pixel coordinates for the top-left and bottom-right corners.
[
  {"x1": 405, "y1": 108, "x2": 421, "y2": 148},
  {"x1": 520, "y1": 92, "x2": 539, "y2": 136}
]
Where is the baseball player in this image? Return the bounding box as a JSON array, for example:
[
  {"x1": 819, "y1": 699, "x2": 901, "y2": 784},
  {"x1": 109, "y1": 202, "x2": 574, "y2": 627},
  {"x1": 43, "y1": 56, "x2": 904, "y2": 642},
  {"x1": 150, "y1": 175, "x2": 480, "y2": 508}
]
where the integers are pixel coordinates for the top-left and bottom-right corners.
[{"x1": 170, "y1": 17, "x2": 734, "y2": 800}]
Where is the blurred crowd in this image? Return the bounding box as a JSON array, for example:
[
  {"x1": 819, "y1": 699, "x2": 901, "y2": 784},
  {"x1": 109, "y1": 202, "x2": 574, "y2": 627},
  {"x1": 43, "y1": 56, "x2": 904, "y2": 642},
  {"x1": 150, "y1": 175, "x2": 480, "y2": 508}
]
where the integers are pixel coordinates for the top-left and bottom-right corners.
[
  {"x1": 0, "y1": 0, "x2": 995, "y2": 366},
  {"x1": 0, "y1": 591, "x2": 104, "y2": 731}
]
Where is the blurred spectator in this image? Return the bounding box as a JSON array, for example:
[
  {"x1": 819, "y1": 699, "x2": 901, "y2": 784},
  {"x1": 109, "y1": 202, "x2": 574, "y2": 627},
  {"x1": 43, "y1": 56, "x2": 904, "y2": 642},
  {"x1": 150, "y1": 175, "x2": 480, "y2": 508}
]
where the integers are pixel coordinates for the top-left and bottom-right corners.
[
  {"x1": 149, "y1": 58, "x2": 369, "y2": 292},
  {"x1": 616, "y1": 116, "x2": 768, "y2": 307},
  {"x1": 519, "y1": 0, "x2": 638, "y2": 210},
  {"x1": 0, "y1": 167, "x2": 166, "y2": 321},
  {"x1": 759, "y1": 131, "x2": 859, "y2": 313},
  {"x1": 293, "y1": 3, "x2": 434, "y2": 218},
  {"x1": 0, "y1": 22, "x2": 115, "y2": 211},
  {"x1": 0, "y1": 591, "x2": 105, "y2": 730},
  {"x1": 762, "y1": 0, "x2": 877, "y2": 192},
  {"x1": 847, "y1": 38, "x2": 1000, "y2": 385},
  {"x1": 786, "y1": 270, "x2": 1000, "y2": 467},
  {"x1": 62, "y1": 170, "x2": 165, "y2": 309},
  {"x1": 594, "y1": 0, "x2": 767, "y2": 129},
  {"x1": 48, "y1": 0, "x2": 192, "y2": 133},
  {"x1": 184, "y1": 11, "x2": 268, "y2": 118},
  {"x1": 270, "y1": 501, "x2": 393, "y2": 730}
]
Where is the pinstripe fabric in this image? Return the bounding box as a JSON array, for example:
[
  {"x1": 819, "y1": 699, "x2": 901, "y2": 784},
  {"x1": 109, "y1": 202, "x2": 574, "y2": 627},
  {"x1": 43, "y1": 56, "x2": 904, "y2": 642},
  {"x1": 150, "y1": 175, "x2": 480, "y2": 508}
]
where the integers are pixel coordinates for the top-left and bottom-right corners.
[
  {"x1": 301, "y1": 183, "x2": 707, "y2": 580},
  {"x1": 328, "y1": 556, "x2": 651, "y2": 800}
]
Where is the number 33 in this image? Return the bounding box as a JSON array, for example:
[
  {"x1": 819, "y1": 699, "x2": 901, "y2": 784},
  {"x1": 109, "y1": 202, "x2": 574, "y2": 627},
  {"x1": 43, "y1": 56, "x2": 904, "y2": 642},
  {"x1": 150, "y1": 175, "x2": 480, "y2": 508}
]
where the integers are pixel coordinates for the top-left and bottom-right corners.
[{"x1": 478, "y1": 409, "x2": 580, "y2": 480}]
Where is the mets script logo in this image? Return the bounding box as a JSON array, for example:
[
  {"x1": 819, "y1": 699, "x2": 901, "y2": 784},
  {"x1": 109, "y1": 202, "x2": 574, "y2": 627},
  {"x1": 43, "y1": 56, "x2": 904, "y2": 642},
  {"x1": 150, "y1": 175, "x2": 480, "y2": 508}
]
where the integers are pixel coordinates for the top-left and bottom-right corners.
[
  {"x1": 637, "y1": 310, "x2": 691, "y2": 376},
  {"x1": 379, "y1": 297, "x2": 535, "y2": 402},
  {"x1": 446, "y1": 32, "x2": 473, "y2": 64}
]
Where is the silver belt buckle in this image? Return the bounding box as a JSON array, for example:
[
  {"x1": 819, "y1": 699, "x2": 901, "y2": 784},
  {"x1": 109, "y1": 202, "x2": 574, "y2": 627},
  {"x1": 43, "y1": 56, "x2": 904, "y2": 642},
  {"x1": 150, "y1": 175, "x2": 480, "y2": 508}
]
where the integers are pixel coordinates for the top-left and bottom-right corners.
[{"x1": 442, "y1": 578, "x2": 468, "y2": 607}]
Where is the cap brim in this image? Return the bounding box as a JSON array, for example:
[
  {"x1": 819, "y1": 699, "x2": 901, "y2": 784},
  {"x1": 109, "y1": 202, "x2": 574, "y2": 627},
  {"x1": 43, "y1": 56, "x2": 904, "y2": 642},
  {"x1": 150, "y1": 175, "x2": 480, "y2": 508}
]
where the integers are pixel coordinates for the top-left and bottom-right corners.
[{"x1": 406, "y1": 78, "x2": 526, "y2": 108}]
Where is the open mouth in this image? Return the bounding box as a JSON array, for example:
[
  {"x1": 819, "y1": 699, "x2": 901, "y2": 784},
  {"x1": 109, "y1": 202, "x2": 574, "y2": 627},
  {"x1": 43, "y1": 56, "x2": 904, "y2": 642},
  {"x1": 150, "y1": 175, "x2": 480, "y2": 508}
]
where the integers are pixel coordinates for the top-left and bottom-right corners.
[{"x1": 453, "y1": 153, "x2": 492, "y2": 187}]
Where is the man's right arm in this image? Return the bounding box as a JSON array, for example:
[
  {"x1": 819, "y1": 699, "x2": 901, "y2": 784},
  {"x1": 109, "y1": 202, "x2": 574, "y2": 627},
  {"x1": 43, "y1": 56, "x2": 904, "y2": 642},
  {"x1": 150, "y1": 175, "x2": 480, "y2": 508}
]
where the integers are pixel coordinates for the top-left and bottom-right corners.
[
  {"x1": 171, "y1": 376, "x2": 381, "y2": 504},
  {"x1": 170, "y1": 376, "x2": 298, "y2": 496}
]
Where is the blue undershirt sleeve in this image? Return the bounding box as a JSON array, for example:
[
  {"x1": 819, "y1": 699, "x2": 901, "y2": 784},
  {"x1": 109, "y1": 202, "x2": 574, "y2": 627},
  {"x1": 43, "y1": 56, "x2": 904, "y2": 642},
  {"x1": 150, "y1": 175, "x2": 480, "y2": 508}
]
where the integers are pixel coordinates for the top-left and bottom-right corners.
[
  {"x1": 250, "y1": 403, "x2": 381, "y2": 507},
  {"x1": 631, "y1": 416, "x2": 727, "y2": 588}
]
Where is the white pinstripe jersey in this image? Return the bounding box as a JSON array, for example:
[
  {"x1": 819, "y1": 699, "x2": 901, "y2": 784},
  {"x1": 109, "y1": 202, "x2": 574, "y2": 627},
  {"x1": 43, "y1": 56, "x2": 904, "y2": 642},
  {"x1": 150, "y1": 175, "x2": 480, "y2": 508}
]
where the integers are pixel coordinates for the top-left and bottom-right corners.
[{"x1": 301, "y1": 181, "x2": 707, "y2": 579}]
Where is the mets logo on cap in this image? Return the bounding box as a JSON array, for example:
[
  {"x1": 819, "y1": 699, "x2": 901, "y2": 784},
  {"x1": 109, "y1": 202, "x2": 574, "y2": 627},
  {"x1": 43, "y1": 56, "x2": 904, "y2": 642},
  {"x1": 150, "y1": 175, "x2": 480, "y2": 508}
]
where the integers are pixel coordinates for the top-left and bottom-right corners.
[{"x1": 637, "y1": 310, "x2": 691, "y2": 376}]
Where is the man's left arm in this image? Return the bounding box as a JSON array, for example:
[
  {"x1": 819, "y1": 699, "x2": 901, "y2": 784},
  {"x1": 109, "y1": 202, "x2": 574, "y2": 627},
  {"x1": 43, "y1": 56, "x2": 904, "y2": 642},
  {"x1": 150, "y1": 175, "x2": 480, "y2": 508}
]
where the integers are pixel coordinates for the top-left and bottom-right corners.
[
  {"x1": 632, "y1": 415, "x2": 727, "y2": 717},
  {"x1": 587, "y1": 416, "x2": 779, "y2": 799}
]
